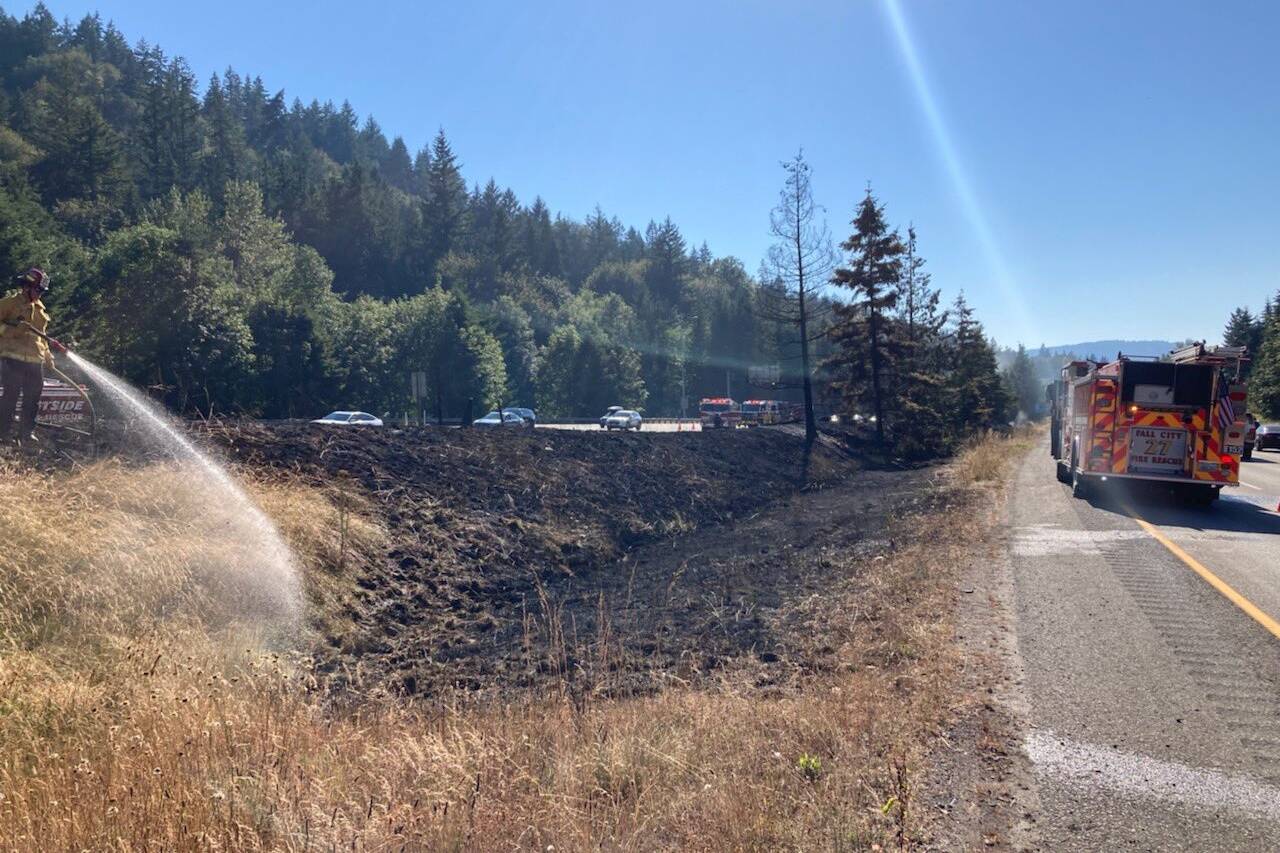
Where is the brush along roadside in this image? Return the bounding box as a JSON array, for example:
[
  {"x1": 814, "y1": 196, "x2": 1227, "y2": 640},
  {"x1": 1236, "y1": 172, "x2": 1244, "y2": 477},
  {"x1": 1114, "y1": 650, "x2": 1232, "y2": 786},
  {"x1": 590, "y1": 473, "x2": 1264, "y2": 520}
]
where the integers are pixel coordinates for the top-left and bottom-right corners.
[{"x1": 0, "y1": 429, "x2": 1020, "y2": 850}]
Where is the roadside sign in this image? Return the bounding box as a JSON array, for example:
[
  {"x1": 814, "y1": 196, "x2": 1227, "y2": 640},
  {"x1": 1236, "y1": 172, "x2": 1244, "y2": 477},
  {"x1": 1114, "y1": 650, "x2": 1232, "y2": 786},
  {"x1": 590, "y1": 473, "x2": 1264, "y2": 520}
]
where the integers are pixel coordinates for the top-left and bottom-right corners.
[
  {"x1": 410, "y1": 371, "x2": 427, "y2": 400},
  {"x1": 748, "y1": 365, "x2": 781, "y2": 386}
]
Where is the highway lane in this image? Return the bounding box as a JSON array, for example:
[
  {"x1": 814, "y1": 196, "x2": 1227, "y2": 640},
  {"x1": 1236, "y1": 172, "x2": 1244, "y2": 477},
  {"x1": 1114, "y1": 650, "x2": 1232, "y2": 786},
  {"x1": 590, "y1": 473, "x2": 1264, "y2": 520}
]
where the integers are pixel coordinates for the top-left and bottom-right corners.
[
  {"x1": 1129, "y1": 451, "x2": 1280, "y2": 635},
  {"x1": 1240, "y1": 447, "x2": 1280, "y2": 495},
  {"x1": 1006, "y1": 447, "x2": 1280, "y2": 850}
]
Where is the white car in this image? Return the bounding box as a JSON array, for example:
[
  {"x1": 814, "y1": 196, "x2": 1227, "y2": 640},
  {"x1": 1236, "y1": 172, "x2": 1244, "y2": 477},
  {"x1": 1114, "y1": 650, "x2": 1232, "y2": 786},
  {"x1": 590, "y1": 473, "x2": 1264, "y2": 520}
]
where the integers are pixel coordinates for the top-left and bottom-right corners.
[
  {"x1": 604, "y1": 410, "x2": 642, "y2": 431},
  {"x1": 313, "y1": 410, "x2": 383, "y2": 426}
]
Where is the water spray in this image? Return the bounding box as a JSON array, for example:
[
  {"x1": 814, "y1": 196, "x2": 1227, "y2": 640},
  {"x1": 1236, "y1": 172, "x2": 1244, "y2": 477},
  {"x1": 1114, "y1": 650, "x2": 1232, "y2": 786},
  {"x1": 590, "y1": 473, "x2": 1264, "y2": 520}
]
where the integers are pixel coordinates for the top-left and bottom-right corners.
[{"x1": 5, "y1": 316, "x2": 302, "y2": 629}]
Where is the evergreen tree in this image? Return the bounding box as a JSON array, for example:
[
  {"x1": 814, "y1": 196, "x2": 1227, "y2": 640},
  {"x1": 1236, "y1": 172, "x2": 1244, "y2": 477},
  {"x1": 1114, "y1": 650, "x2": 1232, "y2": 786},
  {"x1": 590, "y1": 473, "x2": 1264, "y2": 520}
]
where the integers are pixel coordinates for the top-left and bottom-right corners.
[
  {"x1": 1223, "y1": 305, "x2": 1266, "y2": 376},
  {"x1": 383, "y1": 136, "x2": 414, "y2": 191},
  {"x1": 1249, "y1": 310, "x2": 1280, "y2": 417},
  {"x1": 523, "y1": 196, "x2": 561, "y2": 277},
  {"x1": 948, "y1": 294, "x2": 1010, "y2": 434},
  {"x1": 827, "y1": 188, "x2": 905, "y2": 447},
  {"x1": 893, "y1": 224, "x2": 949, "y2": 451},
  {"x1": 420, "y1": 129, "x2": 467, "y2": 274},
  {"x1": 200, "y1": 75, "x2": 249, "y2": 204},
  {"x1": 1224, "y1": 307, "x2": 1255, "y2": 348},
  {"x1": 643, "y1": 217, "x2": 687, "y2": 306}
]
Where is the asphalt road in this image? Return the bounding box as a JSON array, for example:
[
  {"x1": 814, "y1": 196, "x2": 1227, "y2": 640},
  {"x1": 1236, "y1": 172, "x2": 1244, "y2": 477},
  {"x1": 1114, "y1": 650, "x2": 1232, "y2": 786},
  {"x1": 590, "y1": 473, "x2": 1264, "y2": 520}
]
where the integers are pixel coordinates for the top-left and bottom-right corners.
[{"x1": 1007, "y1": 445, "x2": 1280, "y2": 850}]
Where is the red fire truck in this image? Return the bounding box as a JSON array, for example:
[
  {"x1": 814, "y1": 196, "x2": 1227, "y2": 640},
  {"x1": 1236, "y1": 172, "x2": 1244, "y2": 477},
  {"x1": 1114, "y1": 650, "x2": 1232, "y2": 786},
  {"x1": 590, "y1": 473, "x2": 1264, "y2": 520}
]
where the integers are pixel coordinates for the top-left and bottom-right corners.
[
  {"x1": 698, "y1": 397, "x2": 742, "y2": 429},
  {"x1": 1049, "y1": 343, "x2": 1248, "y2": 505}
]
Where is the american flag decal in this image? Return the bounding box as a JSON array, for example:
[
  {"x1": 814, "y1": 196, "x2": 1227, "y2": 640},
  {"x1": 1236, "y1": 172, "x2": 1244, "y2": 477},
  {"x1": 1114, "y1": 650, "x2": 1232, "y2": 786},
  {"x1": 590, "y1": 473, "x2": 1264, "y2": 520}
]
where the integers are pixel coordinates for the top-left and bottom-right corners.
[{"x1": 1215, "y1": 391, "x2": 1235, "y2": 432}]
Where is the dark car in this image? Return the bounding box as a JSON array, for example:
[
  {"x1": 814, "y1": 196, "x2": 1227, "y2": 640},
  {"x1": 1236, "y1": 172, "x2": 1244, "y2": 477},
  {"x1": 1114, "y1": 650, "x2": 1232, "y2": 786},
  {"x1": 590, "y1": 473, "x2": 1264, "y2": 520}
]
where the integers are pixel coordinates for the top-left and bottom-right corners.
[
  {"x1": 504, "y1": 407, "x2": 537, "y2": 428},
  {"x1": 1256, "y1": 423, "x2": 1280, "y2": 451},
  {"x1": 473, "y1": 410, "x2": 525, "y2": 428}
]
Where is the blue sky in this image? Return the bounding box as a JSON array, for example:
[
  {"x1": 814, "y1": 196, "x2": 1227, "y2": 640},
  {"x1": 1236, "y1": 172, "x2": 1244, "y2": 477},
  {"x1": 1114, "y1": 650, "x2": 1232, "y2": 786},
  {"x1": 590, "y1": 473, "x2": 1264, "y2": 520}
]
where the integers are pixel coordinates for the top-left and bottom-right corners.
[{"x1": 22, "y1": 0, "x2": 1280, "y2": 347}]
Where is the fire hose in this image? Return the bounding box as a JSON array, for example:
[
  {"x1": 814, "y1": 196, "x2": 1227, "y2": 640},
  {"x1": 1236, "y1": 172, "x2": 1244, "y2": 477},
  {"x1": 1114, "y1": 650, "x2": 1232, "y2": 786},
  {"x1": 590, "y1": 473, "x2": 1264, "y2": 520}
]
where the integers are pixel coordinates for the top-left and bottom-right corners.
[{"x1": 5, "y1": 318, "x2": 96, "y2": 443}]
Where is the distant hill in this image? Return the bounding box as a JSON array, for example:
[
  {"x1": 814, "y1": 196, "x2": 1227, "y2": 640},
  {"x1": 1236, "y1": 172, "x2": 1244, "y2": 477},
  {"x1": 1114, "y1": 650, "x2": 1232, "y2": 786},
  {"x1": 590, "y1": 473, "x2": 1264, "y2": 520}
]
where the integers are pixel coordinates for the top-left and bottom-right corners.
[
  {"x1": 996, "y1": 339, "x2": 1183, "y2": 385},
  {"x1": 1035, "y1": 340, "x2": 1180, "y2": 359}
]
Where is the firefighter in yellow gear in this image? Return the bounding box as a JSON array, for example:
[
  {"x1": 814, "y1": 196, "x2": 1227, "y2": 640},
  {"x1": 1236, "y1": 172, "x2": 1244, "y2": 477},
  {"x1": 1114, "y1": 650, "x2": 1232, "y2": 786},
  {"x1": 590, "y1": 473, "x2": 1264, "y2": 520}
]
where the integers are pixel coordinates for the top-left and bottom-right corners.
[{"x1": 0, "y1": 268, "x2": 55, "y2": 444}]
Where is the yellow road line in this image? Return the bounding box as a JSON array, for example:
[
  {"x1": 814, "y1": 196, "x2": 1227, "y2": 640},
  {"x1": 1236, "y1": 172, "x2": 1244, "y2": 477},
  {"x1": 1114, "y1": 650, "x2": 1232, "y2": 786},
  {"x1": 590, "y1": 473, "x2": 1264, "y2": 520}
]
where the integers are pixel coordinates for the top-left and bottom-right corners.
[{"x1": 1132, "y1": 516, "x2": 1280, "y2": 641}]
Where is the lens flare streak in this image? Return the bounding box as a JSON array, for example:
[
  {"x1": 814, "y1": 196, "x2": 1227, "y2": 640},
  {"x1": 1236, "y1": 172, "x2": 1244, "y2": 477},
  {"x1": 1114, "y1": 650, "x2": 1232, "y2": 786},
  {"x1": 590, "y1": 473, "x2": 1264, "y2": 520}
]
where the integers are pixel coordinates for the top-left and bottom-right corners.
[{"x1": 881, "y1": 0, "x2": 1038, "y2": 343}]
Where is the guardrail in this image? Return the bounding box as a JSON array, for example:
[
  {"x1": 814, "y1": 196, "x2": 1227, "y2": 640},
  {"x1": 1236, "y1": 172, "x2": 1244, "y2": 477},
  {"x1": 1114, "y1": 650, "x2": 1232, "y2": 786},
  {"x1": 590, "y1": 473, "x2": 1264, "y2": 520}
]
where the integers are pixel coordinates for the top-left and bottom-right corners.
[
  {"x1": 539, "y1": 417, "x2": 699, "y2": 426},
  {"x1": 253, "y1": 416, "x2": 703, "y2": 427}
]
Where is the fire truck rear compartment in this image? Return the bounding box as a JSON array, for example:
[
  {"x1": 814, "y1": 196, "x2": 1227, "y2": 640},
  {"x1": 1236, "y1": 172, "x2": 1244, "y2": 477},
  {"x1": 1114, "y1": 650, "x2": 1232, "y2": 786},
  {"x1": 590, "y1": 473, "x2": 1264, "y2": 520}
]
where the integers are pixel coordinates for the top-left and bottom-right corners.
[{"x1": 1120, "y1": 361, "x2": 1213, "y2": 407}]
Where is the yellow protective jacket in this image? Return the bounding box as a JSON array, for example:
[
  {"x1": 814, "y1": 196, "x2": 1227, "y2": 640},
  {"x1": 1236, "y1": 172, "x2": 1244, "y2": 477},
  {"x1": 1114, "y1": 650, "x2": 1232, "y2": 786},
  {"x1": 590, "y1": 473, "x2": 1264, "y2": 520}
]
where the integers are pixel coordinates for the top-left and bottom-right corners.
[{"x1": 0, "y1": 290, "x2": 52, "y2": 366}]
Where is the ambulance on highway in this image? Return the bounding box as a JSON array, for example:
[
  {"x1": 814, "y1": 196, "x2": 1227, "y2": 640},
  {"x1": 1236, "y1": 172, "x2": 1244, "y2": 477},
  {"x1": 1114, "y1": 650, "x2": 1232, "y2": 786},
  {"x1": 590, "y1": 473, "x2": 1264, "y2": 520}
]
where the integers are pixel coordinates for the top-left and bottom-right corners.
[{"x1": 1048, "y1": 343, "x2": 1248, "y2": 505}]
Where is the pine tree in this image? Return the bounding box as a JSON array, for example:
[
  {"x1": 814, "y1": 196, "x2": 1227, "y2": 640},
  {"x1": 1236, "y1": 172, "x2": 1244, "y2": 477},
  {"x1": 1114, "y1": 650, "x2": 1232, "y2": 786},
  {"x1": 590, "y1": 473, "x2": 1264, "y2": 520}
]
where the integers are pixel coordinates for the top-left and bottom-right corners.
[
  {"x1": 893, "y1": 224, "x2": 949, "y2": 452},
  {"x1": 411, "y1": 144, "x2": 431, "y2": 195},
  {"x1": 523, "y1": 196, "x2": 560, "y2": 277},
  {"x1": 200, "y1": 74, "x2": 249, "y2": 204},
  {"x1": 383, "y1": 136, "x2": 414, "y2": 191},
  {"x1": 827, "y1": 188, "x2": 905, "y2": 447},
  {"x1": 1249, "y1": 308, "x2": 1280, "y2": 418},
  {"x1": 420, "y1": 129, "x2": 467, "y2": 274},
  {"x1": 643, "y1": 217, "x2": 687, "y2": 305},
  {"x1": 356, "y1": 116, "x2": 390, "y2": 166},
  {"x1": 948, "y1": 294, "x2": 1010, "y2": 435},
  {"x1": 32, "y1": 89, "x2": 128, "y2": 204},
  {"x1": 1224, "y1": 307, "x2": 1255, "y2": 348},
  {"x1": 584, "y1": 205, "x2": 620, "y2": 268}
]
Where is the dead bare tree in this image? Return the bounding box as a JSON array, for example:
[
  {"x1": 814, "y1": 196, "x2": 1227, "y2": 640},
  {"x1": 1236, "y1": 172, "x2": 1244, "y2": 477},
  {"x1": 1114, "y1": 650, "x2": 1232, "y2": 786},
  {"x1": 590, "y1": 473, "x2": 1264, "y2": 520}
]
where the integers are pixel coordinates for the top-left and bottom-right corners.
[{"x1": 760, "y1": 151, "x2": 835, "y2": 443}]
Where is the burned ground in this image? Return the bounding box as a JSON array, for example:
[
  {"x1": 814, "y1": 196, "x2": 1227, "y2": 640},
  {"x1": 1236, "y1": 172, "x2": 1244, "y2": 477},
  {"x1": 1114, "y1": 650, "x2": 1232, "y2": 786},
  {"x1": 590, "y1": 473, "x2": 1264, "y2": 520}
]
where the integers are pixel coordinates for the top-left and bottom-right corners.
[
  {"x1": 195, "y1": 423, "x2": 941, "y2": 699},
  {"x1": 4, "y1": 419, "x2": 1023, "y2": 849}
]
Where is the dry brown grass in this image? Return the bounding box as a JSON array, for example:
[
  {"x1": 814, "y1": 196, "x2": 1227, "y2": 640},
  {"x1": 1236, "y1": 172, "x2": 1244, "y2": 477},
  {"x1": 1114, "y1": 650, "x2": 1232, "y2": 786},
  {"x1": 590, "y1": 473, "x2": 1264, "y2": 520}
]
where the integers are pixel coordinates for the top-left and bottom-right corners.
[
  {"x1": 0, "y1": 449, "x2": 1007, "y2": 851},
  {"x1": 955, "y1": 425, "x2": 1039, "y2": 485}
]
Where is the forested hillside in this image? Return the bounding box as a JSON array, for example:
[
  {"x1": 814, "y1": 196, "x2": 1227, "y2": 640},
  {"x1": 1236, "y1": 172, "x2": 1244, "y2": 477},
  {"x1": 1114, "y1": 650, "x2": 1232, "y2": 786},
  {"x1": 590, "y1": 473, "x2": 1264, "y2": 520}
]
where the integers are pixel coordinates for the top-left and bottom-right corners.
[
  {"x1": 0, "y1": 3, "x2": 1011, "y2": 443},
  {"x1": 0, "y1": 4, "x2": 798, "y2": 418}
]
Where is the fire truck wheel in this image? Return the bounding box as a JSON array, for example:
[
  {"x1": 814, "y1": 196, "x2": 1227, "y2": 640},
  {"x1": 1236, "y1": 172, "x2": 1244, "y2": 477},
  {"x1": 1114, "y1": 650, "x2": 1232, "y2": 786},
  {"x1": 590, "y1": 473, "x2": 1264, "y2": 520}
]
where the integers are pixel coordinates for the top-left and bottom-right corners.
[
  {"x1": 1069, "y1": 447, "x2": 1090, "y2": 499},
  {"x1": 1188, "y1": 485, "x2": 1219, "y2": 507},
  {"x1": 1071, "y1": 470, "x2": 1091, "y2": 500}
]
